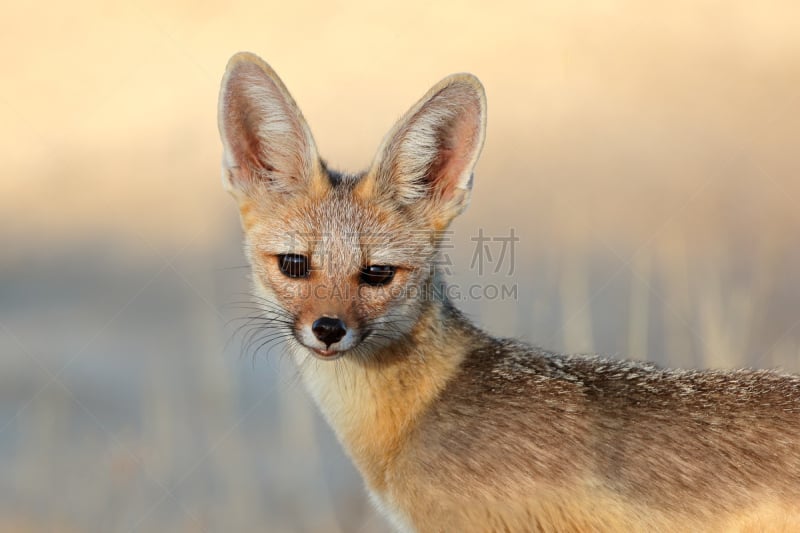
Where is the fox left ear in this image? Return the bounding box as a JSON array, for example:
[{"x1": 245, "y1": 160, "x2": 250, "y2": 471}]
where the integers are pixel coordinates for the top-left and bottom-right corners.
[
  {"x1": 218, "y1": 52, "x2": 321, "y2": 198},
  {"x1": 361, "y1": 73, "x2": 487, "y2": 227}
]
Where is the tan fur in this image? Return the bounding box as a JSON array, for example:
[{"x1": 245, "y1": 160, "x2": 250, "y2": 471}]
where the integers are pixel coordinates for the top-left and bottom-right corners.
[
  {"x1": 218, "y1": 52, "x2": 800, "y2": 532},
  {"x1": 296, "y1": 302, "x2": 468, "y2": 495}
]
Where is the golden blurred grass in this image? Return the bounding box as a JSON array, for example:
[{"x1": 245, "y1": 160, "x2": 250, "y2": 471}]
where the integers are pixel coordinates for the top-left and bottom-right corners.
[{"x1": 1, "y1": 1, "x2": 799, "y2": 531}]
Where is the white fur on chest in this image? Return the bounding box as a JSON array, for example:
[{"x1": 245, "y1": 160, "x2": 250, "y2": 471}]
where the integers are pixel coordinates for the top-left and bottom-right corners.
[{"x1": 368, "y1": 490, "x2": 415, "y2": 533}]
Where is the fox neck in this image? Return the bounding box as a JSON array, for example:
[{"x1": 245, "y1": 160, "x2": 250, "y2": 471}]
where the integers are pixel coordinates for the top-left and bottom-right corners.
[{"x1": 291, "y1": 289, "x2": 473, "y2": 493}]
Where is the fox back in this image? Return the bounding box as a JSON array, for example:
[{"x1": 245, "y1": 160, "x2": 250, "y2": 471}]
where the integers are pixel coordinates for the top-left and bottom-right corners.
[{"x1": 218, "y1": 52, "x2": 800, "y2": 532}]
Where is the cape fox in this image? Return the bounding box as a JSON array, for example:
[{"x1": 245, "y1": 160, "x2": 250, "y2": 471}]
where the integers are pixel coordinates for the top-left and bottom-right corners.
[{"x1": 218, "y1": 52, "x2": 800, "y2": 532}]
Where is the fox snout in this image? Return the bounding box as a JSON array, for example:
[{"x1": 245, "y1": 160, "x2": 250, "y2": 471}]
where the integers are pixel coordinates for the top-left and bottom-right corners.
[
  {"x1": 312, "y1": 317, "x2": 346, "y2": 345},
  {"x1": 296, "y1": 313, "x2": 359, "y2": 359}
]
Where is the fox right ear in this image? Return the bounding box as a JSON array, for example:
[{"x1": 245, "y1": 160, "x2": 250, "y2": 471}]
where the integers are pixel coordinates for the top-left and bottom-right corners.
[
  {"x1": 360, "y1": 73, "x2": 487, "y2": 228},
  {"x1": 218, "y1": 52, "x2": 321, "y2": 197}
]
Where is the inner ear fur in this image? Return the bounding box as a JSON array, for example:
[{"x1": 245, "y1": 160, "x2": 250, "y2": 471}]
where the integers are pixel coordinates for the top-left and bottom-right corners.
[
  {"x1": 218, "y1": 52, "x2": 322, "y2": 197},
  {"x1": 360, "y1": 73, "x2": 487, "y2": 223}
]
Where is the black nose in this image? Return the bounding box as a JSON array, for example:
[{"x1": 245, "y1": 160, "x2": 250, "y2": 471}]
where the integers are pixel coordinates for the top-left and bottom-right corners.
[{"x1": 312, "y1": 317, "x2": 347, "y2": 346}]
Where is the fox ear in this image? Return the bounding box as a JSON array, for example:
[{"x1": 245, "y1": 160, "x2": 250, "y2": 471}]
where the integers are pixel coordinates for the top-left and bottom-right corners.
[
  {"x1": 363, "y1": 74, "x2": 486, "y2": 226},
  {"x1": 218, "y1": 52, "x2": 321, "y2": 197}
]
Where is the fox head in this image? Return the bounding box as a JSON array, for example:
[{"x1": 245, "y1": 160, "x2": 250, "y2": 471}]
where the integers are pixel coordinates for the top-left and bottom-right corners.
[{"x1": 218, "y1": 52, "x2": 486, "y2": 361}]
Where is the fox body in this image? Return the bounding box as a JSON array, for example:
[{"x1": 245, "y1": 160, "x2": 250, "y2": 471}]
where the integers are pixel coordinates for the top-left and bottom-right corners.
[{"x1": 218, "y1": 52, "x2": 800, "y2": 532}]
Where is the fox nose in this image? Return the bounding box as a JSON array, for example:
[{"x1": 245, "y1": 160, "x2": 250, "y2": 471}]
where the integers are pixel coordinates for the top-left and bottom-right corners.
[{"x1": 312, "y1": 317, "x2": 347, "y2": 346}]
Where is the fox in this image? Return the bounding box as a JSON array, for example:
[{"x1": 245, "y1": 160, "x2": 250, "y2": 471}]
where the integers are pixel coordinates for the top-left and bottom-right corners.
[{"x1": 217, "y1": 51, "x2": 800, "y2": 532}]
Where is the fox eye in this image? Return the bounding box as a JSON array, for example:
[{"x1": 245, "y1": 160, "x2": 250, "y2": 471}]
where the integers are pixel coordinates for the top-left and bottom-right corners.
[
  {"x1": 360, "y1": 265, "x2": 396, "y2": 286},
  {"x1": 277, "y1": 254, "x2": 310, "y2": 278}
]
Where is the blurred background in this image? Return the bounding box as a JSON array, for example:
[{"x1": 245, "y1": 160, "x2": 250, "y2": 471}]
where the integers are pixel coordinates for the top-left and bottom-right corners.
[{"x1": 2, "y1": 1, "x2": 799, "y2": 531}]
